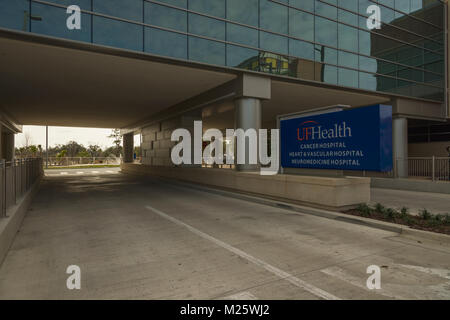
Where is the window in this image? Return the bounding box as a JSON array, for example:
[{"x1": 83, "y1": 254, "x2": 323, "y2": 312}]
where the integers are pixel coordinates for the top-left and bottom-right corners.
[{"x1": 189, "y1": 37, "x2": 225, "y2": 65}]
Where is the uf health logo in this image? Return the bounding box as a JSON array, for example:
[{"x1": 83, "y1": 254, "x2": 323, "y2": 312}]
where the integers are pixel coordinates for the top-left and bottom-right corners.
[
  {"x1": 297, "y1": 121, "x2": 352, "y2": 142},
  {"x1": 280, "y1": 104, "x2": 393, "y2": 172}
]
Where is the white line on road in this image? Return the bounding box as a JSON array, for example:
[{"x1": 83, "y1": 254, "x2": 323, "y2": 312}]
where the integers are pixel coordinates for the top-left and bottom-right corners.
[
  {"x1": 394, "y1": 264, "x2": 450, "y2": 280},
  {"x1": 145, "y1": 205, "x2": 340, "y2": 300},
  {"x1": 224, "y1": 291, "x2": 258, "y2": 300},
  {"x1": 60, "y1": 172, "x2": 68, "y2": 175},
  {"x1": 77, "y1": 172, "x2": 84, "y2": 175},
  {"x1": 320, "y1": 266, "x2": 405, "y2": 300},
  {"x1": 92, "y1": 171, "x2": 100, "y2": 174}
]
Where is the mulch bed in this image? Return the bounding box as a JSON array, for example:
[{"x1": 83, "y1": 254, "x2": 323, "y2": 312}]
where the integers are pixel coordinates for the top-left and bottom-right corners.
[{"x1": 343, "y1": 209, "x2": 450, "y2": 236}]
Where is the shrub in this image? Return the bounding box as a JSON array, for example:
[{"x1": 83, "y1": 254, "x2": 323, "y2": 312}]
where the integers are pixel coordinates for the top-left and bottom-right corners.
[
  {"x1": 384, "y1": 208, "x2": 397, "y2": 220},
  {"x1": 403, "y1": 216, "x2": 414, "y2": 226},
  {"x1": 426, "y1": 219, "x2": 440, "y2": 228},
  {"x1": 375, "y1": 203, "x2": 386, "y2": 214},
  {"x1": 419, "y1": 209, "x2": 433, "y2": 221},
  {"x1": 442, "y1": 214, "x2": 450, "y2": 226},
  {"x1": 357, "y1": 204, "x2": 372, "y2": 217},
  {"x1": 400, "y1": 207, "x2": 409, "y2": 218}
]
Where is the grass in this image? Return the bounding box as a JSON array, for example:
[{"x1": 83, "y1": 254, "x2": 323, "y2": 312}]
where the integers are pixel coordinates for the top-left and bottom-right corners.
[
  {"x1": 345, "y1": 204, "x2": 450, "y2": 235},
  {"x1": 45, "y1": 165, "x2": 120, "y2": 170}
]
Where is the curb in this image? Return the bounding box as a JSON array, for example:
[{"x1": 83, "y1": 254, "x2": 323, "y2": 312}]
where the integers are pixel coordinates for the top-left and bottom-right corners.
[{"x1": 123, "y1": 170, "x2": 450, "y2": 245}]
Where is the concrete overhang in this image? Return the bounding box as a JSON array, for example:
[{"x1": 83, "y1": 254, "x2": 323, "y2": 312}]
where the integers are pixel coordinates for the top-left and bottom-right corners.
[
  {"x1": 200, "y1": 80, "x2": 391, "y2": 130},
  {"x1": 0, "y1": 29, "x2": 237, "y2": 129},
  {"x1": 0, "y1": 109, "x2": 22, "y2": 133}
]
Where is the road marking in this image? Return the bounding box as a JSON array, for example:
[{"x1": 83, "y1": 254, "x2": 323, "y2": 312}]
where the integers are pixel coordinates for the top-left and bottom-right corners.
[
  {"x1": 394, "y1": 264, "x2": 450, "y2": 299},
  {"x1": 224, "y1": 291, "x2": 258, "y2": 300},
  {"x1": 320, "y1": 266, "x2": 406, "y2": 300},
  {"x1": 77, "y1": 172, "x2": 84, "y2": 175},
  {"x1": 60, "y1": 172, "x2": 68, "y2": 175},
  {"x1": 145, "y1": 205, "x2": 340, "y2": 300},
  {"x1": 92, "y1": 171, "x2": 100, "y2": 174},
  {"x1": 394, "y1": 264, "x2": 450, "y2": 280}
]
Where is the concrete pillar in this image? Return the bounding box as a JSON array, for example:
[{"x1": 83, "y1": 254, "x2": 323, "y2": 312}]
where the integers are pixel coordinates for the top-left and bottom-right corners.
[
  {"x1": 0, "y1": 124, "x2": 3, "y2": 160},
  {"x1": 447, "y1": 2, "x2": 449, "y2": 118},
  {"x1": 4, "y1": 132, "x2": 15, "y2": 161},
  {"x1": 234, "y1": 97, "x2": 262, "y2": 172},
  {"x1": 393, "y1": 117, "x2": 408, "y2": 178},
  {"x1": 123, "y1": 133, "x2": 134, "y2": 163},
  {"x1": 232, "y1": 74, "x2": 270, "y2": 172}
]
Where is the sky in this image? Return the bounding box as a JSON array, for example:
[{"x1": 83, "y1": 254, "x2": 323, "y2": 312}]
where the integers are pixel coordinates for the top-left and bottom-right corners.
[{"x1": 15, "y1": 126, "x2": 141, "y2": 150}]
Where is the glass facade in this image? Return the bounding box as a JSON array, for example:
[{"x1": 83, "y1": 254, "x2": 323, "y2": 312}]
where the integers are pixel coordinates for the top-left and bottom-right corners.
[{"x1": 0, "y1": 0, "x2": 446, "y2": 101}]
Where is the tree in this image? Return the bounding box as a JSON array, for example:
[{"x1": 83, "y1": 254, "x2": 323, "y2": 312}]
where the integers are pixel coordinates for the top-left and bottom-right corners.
[
  {"x1": 108, "y1": 129, "x2": 122, "y2": 157},
  {"x1": 77, "y1": 151, "x2": 90, "y2": 158},
  {"x1": 57, "y1": 150, "x2": 67, "y2": 158},
  {"x1": 23, "y1": 132, "x2": 32, "y2": 148},
  {"x1": 65, "y1": 141, "x2": 86, "y2": 158},
  {"x1": 87, "y1": 145, "x2": 102, "y2": 157},
  {"x1": 102, "y1": 146, "x2": 121, "y2": 158},
  {"x1": 29, "y1": 145, "x2": 38, "y2": 157}
]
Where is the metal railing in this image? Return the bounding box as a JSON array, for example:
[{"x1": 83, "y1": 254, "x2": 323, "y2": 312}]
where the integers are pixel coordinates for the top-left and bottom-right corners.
[
  {"x1": 408, "y1": 157, "x2": 450, "y2": 181},
  {"x1": 346, "y1": 157, "x2": 450, "y2": 181},
  {"x1": 44, "y1": 157, "x2": 121, "y2": 168},
  {"x1": 1, "y1": 158, "x2": 44, "y2": 218}
]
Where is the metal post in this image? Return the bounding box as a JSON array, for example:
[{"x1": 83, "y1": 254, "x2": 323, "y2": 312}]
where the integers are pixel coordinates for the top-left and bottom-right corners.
[
  {"x1": 1, "y1": 159, "x2": 6, "y2": 217},
  {"x1": 393, "y1": 158, "x2": 398, "y2": 178},
  {"x1": 13, "y1": 159, "x2": 16, "y2": 204},
  {"x1": 432, "y1": 156, "x2": 436, "y2": 182},
  {"x1": 46, "y1": 126, "x2": 49, "y2": 169}
]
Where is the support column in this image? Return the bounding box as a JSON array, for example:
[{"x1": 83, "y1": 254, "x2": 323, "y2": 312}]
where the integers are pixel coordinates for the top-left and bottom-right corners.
[
  {"x1": 4, "y1": 132, "x2": 15, "y2": 161},
  {"x1": 393, "y1": 117, "x2": 408, "y2": 178},
  {"x1": 123, "y1": 133, "x2": 134, "y2": 163},
  {"x1": 233, "y1": 74, "x2": 270, "y2": 172},
  {"x1": 234, "y1": 97, "x2": 262, "y2": 172},
  {"x1": 0, "y1": 124, "x2": 3, "y2": 160}
]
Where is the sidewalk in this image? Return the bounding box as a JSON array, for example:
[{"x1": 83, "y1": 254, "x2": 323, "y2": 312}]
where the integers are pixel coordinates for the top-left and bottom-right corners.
[{"x1": 371, "y1": 188, "x2": 450, "y2": 215}]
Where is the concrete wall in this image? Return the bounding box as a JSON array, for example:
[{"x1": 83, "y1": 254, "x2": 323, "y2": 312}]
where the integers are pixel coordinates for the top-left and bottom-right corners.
[
  {"x1": 121, "y1": 163, "x2": 371, "y2": 210},
  {"x1": 0, "y1": 178, "x2": 41, "y2": 266},
  {"x1": 0, "y1": 124, "x2": 3, "y2": 159},
  {"x1": 141, "y1": 120, "x2": 176, "y2": 167},
  {"x1": 141, "y1": 115, "x2": 201, "y2": 167},
  {"x1": 409, "y1": 142, "x2": 450, "y2": 157}
]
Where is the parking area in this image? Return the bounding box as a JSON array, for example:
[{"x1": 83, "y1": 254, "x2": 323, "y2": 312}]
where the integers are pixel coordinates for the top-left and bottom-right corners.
[{"x1": 0, "y1": 168, "x2": 449, "y2": 300}]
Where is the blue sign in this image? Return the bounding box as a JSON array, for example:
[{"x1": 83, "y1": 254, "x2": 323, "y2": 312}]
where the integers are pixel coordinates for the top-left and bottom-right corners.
[{"x1": 280, "y1": 104, "x2": 393, "y2": 172}]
